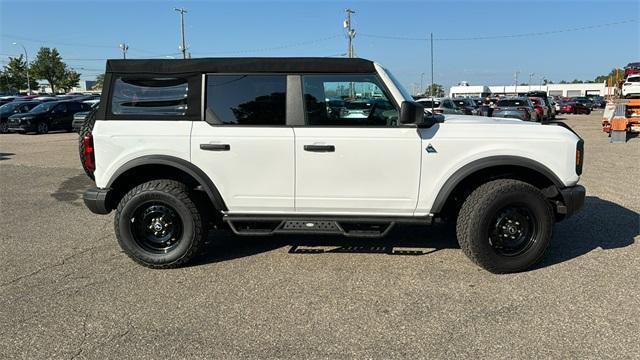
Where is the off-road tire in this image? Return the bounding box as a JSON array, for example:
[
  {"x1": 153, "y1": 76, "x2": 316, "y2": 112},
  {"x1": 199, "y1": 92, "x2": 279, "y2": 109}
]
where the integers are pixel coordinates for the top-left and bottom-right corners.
[
  {"x1": 78, "y1": 108, "x2": 97, "y2": 180},
  {"x1": 115, "y1": 180, "x2": 206, "y2": 269},
  {"x1": 456, "y1": 179, "x2": 553, "y2": 273}
]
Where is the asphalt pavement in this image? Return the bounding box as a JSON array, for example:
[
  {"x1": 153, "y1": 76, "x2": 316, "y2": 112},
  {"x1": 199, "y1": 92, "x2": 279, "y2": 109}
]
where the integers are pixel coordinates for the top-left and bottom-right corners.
[{"x1": 1, "y1": 112, "x2": 638, "y2": 359}]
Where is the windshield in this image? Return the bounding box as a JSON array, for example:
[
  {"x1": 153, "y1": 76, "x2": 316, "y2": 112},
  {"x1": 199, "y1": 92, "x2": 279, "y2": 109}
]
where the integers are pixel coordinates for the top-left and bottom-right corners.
[
  {"x1": 0, "y1": 102, "x2": 20, "y2": 112},
  {"x1": 30, "y1": 102, "x2": 56, "y2": 112},
  {"x1": 381, "y1": 67, "x2": 413, "y2": 102}
]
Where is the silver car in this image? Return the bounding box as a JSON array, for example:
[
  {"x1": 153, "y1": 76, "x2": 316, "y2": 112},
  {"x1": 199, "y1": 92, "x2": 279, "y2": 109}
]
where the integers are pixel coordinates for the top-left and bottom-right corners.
[
  {"x1": 416, "y1": 97, "x2": 464, "y2": 115},
  {"x1": 493, "y1": 98, "x2": 537, "y2": 121}
]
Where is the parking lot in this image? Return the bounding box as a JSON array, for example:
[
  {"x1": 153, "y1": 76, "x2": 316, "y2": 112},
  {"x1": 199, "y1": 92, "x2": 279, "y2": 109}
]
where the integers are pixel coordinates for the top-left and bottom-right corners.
[{"x1": 0, "y1": 111, "x2": 638, "y2": 359}]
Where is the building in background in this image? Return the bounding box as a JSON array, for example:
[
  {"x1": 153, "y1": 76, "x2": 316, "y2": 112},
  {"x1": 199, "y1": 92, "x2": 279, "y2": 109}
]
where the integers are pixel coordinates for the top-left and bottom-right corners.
[{"x1": 450, "y1": 82, "x2": 615, "y2": 98}]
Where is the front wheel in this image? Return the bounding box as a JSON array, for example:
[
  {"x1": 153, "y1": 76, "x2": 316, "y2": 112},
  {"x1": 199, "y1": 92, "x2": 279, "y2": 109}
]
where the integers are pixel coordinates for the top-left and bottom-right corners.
[
  {"x1": 37, "y1": 122, "x2": 49, "y2": 134},
  {"x1": 114, "y1": 180, "x2": 207, "y2": 268},
  {"x1": 456, "y1": 179, "x2": 553, "y2": 273}
]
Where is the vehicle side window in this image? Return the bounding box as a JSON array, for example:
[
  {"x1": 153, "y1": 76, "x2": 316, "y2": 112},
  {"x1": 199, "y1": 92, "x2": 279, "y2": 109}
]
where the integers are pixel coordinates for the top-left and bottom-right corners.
[
  {"x1": 111, "y1": 77, "x2": 188, "y2": 116},
  {"x1": 442, "y1": 100, "x2": 452, "y2": 109},
  {"x1": 205, "y1": 75, "x2": 286, "y2": 125},
  {"x1": 302, "y1": 74, "x2": 397, "y2": 126},
  {"x1": 55, "y1": 103, "x2": 67, "y2": 112},
  {"x1": 19, "y1": 105, "x2": 30, "y2": 112}
]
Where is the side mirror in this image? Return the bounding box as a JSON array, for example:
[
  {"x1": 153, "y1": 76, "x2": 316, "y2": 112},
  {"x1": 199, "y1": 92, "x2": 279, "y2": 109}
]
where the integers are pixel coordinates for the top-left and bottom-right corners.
[
  {"x1": 399, "y1": 101, "x2": 425, "y2": 125},
  {"x1": 400, "y1": 101, "x2": 442, "y2": 128}
]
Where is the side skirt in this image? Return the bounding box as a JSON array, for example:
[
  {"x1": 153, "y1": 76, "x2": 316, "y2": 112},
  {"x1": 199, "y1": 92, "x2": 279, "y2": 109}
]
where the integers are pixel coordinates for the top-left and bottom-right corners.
[{"x1": 223, "y1": 214, "x2": 433, "y2": 238}]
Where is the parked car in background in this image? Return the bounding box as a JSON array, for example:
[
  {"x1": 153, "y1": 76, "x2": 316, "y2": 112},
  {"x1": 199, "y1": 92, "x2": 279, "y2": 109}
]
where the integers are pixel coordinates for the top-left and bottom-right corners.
[
  {"x1": 573, "y1": 97, "x2": 595, "y2": 110},
  {"x1": 492, "y1": 97, "x2": 537, "y2": 121},
  {"x1": 624, "y1": 62, "x2": 640, "y2": 78},
  {"x1": 0, "y1": 96, "x2": 18, "y2": 106},
  {"x1": 528, "y1": 97, "x2": 548, "y2": 121},
  {"x1": 416, "y1": 97, "x2": 464, "y2": 114},
  {"x1": 622, "y1": 74, "x2": 640, "y2": 98},
  {"x1": 558, "y1": 101, "x2": 591, "y2": 115},
  {"x1": 7, "y1": 100, "x2": 92, "y2": 134},
  {"x1": 0, "y1": 101, "x2": 41, "y2": 133},
  {"x1": 586, "y1": 96, "x2": 605, "y2": 108},
  {"x1": 72, "y1": 101, "x2": 100, "y2": 132},
  {"x1": 452, "y1": 98, "x2": 479, "y2": 115}
]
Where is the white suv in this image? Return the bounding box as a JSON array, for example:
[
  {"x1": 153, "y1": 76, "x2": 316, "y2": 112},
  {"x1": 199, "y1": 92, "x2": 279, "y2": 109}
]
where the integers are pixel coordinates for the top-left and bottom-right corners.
[
  {"x1": 622, "y1": 74, "x2": 640, "y2": 98},
  {"x1": 80, "y1": 57, "x2": 585, "y2": 273}
]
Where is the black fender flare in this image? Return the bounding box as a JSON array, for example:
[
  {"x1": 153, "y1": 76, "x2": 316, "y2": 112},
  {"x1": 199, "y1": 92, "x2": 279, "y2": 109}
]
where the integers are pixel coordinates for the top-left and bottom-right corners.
[
  {"x1": 430, "y1": 155, "x2": 564, "y2": 213},
  {"x1": 106, "y1": 155, "x2": 227, "y2": 211}
]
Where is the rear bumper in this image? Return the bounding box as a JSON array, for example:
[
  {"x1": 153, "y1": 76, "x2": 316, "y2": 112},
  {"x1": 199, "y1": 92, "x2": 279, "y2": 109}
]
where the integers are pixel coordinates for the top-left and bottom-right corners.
[
  {"x1": 557, "y1": 185, "x2": 586, "y2": 219},
  {"x1": 83, "y1": 187, "x2": 112, "y2": 214}
]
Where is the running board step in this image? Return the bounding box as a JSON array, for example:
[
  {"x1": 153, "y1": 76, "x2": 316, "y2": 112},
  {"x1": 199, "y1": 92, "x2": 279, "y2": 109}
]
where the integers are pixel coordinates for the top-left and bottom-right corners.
[{"x1": 223, "y1": 215, "x2": 417, "y2": 238}]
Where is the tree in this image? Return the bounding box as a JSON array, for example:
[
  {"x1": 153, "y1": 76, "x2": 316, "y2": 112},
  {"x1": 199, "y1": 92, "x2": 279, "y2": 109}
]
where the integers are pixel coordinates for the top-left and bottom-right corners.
[
  {"x1": 423, "y1": 83, "x2": 445, "y2": 97},
  {"x1": 57, "y1": 69, "x2": 81, "y2": 92},
  {"x1": 92, "y1": 74, "x2": 105, "y2": 90},
  {"x1": 594, "y1": 68, "x2": 624, "y2": 83},
  {"x1": 0, "y1": 55, "x2": 38, "y2": 92},
  {"x1": 30, "y1": 47, "x2": 80, "y2": 93},
  {"x1": 570, "y1": 79, "x2": 584, "y2": 84}
]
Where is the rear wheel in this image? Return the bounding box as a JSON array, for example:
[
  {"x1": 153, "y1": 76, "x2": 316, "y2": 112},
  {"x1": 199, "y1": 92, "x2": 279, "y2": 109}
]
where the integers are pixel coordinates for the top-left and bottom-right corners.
[
  {"x1": 114, "y1": 179, "x2": 207, "y2": 269},
  {"x1": 0, "y1": 122, "x2": 8, "y2": 134},
  {"x1": 456, "y1": 179, "x2": 553, "y2": 273}
]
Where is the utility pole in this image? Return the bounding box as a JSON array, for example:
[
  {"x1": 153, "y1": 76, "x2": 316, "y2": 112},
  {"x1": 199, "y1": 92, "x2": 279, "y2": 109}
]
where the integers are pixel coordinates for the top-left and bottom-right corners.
[
  {"x1": 420, "y1": 72, "x2": 425, "y2": 95},
  {"x1": 430, "y1": 33, "x2": 434, "y2": 99},
  {"x1": 514, "y1": 71, "x2": 520, "y2": 95},
  {"x1": 12, "y1": 42, "x2": 30, "y2": 95},
  {"x1": 119, "y1": 43, "x2": 129, "y2": 59},
  {"x1": 174, "y1": 7, "x2": 188, "y2": 59},
  {"x1": 344, "y1": 9, "x2": 356, "y2": 58}
]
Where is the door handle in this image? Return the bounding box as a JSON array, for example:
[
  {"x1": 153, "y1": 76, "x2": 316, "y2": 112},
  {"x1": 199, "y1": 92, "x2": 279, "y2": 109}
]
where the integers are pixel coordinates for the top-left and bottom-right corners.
[
  {"x1": 200, "y1": 143, "x2": 230, "y2": 151},
  {"x1": 304, "y1": 144, "x2": 335, "y2": 152}
]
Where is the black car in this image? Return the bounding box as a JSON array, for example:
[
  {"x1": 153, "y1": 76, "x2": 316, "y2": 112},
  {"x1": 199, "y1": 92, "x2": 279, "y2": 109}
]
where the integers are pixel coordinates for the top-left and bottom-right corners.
[
  {"x1": 452, "y1": 98, "x2": 479, "y2": 115},
  {"x1": 7, "y1": 100, "x2": 92, "y2": 134},
  {"x1": 72, "y1": 102, "x2": 100, "y2": 132},
  {"x1": 0, "y1": 101, "x2": 41, "y2": 133}
]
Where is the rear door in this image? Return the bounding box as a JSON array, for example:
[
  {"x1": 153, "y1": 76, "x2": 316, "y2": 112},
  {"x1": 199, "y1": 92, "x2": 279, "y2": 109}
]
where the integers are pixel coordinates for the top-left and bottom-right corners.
[
  {"x1": 293, "y1": 74, "x2": 421, "y2": 215},
  {"x1": 191, "y1": 74, "x2": 295, "y2": 213}
]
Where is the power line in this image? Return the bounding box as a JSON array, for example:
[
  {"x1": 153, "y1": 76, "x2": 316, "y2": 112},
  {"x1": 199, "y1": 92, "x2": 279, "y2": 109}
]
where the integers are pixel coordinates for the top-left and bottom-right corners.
[
  {"x1": 359, "y1": 19, "x2": 638, "y2": 41},
  {"x1": 193, "y1": 35, "x2": 342, "y2": 56}
]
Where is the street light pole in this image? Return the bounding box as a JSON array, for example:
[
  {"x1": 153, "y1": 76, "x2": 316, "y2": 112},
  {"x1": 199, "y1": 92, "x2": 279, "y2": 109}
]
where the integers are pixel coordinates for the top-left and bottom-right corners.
[
  {"x1": 514, "y1": 71, "x2": 520, "y2": 95},
  {"x1": 420, "y1": 72, "x2": 425, "y2": 95},
  {"x1": 174, "y1": 8, "x2": 188, "y2": 59},
  {"x1": 529, "y1": 73, "x2": 535, "y2": 92},
  {"x1": 12, "y1": 42, "x2": 30, "y2": 95}
]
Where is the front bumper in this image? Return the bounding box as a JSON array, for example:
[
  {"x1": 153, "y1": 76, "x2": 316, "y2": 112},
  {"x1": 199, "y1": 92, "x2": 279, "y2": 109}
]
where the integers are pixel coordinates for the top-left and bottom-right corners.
[
  {"x1": 83, "y1": 187, "x2": 112, "y2": 214},
  {"x1": 8, "y1": 123, "x2": 35, "y2": 132},
  {"x1": 556, "y1": 185, "x2": 586, "y2": 219}
]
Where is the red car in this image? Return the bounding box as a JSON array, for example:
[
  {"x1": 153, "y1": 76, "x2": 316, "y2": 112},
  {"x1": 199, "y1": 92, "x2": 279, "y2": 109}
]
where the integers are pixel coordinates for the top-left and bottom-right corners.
[
  {"x1": 528, "y1": 97, "x2": 547, "y2": 121},
  {"x1": 624, "y1": 62, "x2": 640, "y2": 78},
  {"x1": 558, "y1": 101, "x2": 591, "y2": 115}
]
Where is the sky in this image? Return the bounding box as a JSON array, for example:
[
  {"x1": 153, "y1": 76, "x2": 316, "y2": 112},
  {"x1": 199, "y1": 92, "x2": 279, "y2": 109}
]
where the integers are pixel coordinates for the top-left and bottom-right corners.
[{"x1": 1, "y1": 0, "x2": 638, "y2": 92}]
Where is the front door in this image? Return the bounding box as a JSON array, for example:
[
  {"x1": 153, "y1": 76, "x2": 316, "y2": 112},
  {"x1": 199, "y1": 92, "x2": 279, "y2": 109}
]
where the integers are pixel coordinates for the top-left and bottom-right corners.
[
  {"x1": 294, "y1": 74, "x2": 422, "y2": 215},
  {"x1": 191, "y1": 74, "x2": 295, "y2": 213}
]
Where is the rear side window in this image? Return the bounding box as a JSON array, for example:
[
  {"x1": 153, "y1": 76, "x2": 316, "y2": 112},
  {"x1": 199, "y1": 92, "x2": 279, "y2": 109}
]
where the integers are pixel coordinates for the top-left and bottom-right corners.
[
  {"x1": 111, "y1": 77, "x2": 188, "y2": 116},
  {"x1": 205, "y1": 75, "x2": 286, "y2": 125}
]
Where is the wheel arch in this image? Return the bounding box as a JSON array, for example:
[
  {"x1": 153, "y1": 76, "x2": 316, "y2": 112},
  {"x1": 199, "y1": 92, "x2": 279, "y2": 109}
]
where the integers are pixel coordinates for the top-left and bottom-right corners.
[
  {"x1": 431, "y1": 155, "x2": 564, "y2": 215},
  {"x1": 106, "y1": 155, "x2": 227, "y2": 212}
]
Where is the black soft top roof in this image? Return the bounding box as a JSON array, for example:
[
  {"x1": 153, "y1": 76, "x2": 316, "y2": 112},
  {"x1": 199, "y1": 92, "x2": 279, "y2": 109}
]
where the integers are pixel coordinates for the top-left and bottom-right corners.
[{"x1": 105, "y1": 57, "x2": 376, "y2": 74}]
